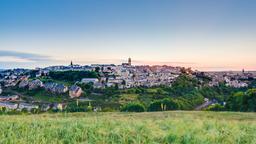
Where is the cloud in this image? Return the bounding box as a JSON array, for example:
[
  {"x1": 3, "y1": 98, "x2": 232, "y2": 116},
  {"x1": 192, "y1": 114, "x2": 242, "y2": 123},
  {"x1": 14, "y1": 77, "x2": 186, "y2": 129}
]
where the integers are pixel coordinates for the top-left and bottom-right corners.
[{"x1": 0, "y1": 50, "x2": 53, "y2": 62}]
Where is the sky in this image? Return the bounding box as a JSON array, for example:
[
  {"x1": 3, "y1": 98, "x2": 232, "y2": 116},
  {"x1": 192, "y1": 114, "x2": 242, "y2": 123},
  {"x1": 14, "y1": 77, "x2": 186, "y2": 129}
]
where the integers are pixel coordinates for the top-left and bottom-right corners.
[{"x1": 0, "y1": 0, "x2": 256, "y2": 71}]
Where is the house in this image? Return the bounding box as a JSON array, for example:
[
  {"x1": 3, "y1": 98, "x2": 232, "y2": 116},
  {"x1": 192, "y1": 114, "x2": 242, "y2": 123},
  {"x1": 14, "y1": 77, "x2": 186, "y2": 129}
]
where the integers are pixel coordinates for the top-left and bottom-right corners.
[
  {"x1": 44, "y1": 82, "x2": 56, "y2": 91},
  {"x1": 52, "y1": 103, "x2": 66, "y2": 111},
  {"x1": 19, "y1": 80, "x2": 29, "y2": 88},
  {"x1": 0, "y1": 102, "x2": 18, "y2": 110},
  {"x1": 44, "y1": 82, "x2": 68, "y2": 94},
  {"x1": 55, "y1": 84, "x2": 69, "y2": 93},
  {"x1": 93, "y1": 82, "x2": 105, "y2": 89},
  {"x1": 69, "y1": 85, "x2": 83, "y2": 98},
  {"x1": 0, "y1": 95, "x2": 19, "y2": 101},
  {"x1": 81, "y1": 78, "x2": 99, "y2": 84},
  {"x1": 28, "y1": 79, "x2": 43, "y2": 90}
]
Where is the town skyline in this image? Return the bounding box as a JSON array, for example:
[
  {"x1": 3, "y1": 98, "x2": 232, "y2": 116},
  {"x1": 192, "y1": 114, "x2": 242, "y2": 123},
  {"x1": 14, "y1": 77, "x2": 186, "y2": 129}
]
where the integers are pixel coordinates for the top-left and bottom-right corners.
[{"x1": 0, "y1": 56, "x2": 255, "y2": 72}]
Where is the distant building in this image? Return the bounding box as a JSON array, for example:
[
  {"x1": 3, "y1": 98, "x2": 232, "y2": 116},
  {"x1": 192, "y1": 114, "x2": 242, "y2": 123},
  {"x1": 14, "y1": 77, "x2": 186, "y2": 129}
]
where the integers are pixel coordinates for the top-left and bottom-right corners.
[
  {"x1": 81, "y1": 78, "x2": 99, "y2": 84},
  {"x1": 0, "y1": 95, "x2": 19, "y2": 101},
  {"x1": 128, "y1": 57, "x2": 131, "y2": 65},
  {"x1": 28, "y1": 79, "x2": 43, "y2": 90},
  {"x1": 19, "y1": 80, "x2": 29, "y2": 88},
  {"x1": 18, "y1": 103, "x2": 39, "y2": 111},
  {"x1": 122, "y1": 57, "x2": 132, "y2": 66},
  {"x1": 44, "y1": 82, "x2": 68, "y2": 94},
  {"x1": 0, "y1": 102, "x2": 18, "y2": 110},
  {"x1": 69, "y1": 85, "x2": 83, "y2": 98},
  {"x1": 0, "y1": 85, "x2": 2, "y2": 95},
  {"x1": 70, "y1": 61, "x2": 73, "y2": 67}
]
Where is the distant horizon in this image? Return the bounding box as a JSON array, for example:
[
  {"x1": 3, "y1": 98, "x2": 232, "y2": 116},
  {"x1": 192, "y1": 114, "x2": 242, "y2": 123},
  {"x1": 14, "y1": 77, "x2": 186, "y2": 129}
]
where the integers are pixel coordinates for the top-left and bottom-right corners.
[
  {"x1": 0, "y1": 0, "x2": 255, "y2": 71},
  {"x1": 0, "y1": 57, "x2": 255, "y2": 72}
]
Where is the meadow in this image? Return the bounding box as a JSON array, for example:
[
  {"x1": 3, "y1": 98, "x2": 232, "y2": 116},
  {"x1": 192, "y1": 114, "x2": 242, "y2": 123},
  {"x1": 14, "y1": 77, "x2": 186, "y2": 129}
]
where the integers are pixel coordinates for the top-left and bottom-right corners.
[{"x1": 0, "y1": 111, "x2": 255, "y2": 144}]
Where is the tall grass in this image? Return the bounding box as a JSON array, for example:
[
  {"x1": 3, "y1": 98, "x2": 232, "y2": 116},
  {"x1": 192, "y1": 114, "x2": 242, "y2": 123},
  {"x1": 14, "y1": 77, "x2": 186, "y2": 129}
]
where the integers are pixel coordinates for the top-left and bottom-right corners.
[{"x1": 0, "y1": 111, "x2": 255, "y2": 144}]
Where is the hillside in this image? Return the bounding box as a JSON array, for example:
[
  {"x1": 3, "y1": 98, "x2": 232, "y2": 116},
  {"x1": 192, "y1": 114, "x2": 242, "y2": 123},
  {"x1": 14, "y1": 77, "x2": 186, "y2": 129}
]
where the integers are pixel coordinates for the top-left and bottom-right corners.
[{"x1": 0, "y1": 111, "x2": 255, "y2": 144}]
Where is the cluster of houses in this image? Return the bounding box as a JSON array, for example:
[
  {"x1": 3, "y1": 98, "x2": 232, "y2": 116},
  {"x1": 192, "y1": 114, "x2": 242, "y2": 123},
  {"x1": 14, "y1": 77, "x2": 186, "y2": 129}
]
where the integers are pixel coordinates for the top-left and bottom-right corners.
[
  {"x1": 0, "y1": 93, "x2": 67, "y2": 112},
  {"x1": 0, "y1": 101, "x2": 64, "y2": 112},
  {"x1": 197, "y1": 70, "x2": 256, "y2": 88},
  {"x1": 0, "y1": 95, "x2": 40, "y2": 112},
  {"x1": 1, "y1": 59, "x2": 256, "y2": 92},
  {"x1": 80, "y1": 64, "x2": 182, "y2": 89},
  {"x1": 18, "y1": 79, "x2": 83, "y2": 98}
]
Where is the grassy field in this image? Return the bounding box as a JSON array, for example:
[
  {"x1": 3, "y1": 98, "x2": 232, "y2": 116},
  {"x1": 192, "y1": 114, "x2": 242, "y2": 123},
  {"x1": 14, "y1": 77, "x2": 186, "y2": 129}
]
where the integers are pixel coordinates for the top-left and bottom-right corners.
[{"x1": 0, "y1": 111, "x2": 255, "y2": 144}]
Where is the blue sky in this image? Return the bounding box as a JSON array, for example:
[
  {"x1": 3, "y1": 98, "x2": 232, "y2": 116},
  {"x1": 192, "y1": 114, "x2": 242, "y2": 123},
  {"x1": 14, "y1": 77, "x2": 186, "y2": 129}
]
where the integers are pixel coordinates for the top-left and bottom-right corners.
[{"x1": 0, "y1": 0, "x2": 256, "y2": 70}]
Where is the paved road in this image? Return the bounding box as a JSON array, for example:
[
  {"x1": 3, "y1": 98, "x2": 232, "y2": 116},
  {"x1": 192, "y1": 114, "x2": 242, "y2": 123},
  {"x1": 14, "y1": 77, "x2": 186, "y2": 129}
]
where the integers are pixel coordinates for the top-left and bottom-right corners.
[{"x1": 195, "y1": 100, "x2": 214, "y2": 110}]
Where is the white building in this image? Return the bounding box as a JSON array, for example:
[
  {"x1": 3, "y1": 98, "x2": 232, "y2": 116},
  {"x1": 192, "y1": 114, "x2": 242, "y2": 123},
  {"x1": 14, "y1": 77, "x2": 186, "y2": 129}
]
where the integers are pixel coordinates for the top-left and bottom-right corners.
[
  {"x1": 81, "y1": 78, "x2": 99, "y2": 84},
  {"x1": 0, "y1": 102, "x2": 18, "y2": 110},
  {"x1": 0, "y1": 86, "x2": 2, "y2": 95}
]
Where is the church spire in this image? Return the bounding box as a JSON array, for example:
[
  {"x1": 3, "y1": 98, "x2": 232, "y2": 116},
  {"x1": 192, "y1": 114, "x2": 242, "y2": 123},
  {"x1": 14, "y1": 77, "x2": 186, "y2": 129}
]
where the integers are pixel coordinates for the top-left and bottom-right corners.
[{"x1": 70, "y1": 61, "x2": 73, "y2": 67}]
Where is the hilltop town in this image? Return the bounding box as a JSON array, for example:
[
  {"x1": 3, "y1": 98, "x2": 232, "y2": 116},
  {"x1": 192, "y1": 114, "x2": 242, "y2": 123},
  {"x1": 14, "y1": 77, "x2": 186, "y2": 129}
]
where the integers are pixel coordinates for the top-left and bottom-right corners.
[{"x1": 0, "y1": 58, "x2": 256, "y2": 113}]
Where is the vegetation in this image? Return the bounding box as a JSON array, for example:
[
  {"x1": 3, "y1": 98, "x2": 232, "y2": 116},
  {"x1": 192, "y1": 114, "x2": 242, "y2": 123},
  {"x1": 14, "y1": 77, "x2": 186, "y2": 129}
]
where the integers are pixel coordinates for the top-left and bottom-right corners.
[
  {"x1": 121, "y1": 103, "x2": 146, "y2": 112},
  {"x1": 206, "y1": 104, "x2": 225, "y2": 111},
  {"x1": 226, "y1": 89, "x2": 256, "y2": 112},
  {"x1": 0, "y1": 111, "x2": 255, "y2": 144},
  {"x1": 4, "y1": 72, "x2": 256, "y2": 112},
  {"x1": 49, "y1": 70, "x2": 98, "y2": 82},
  {"x1": 148, "y1": 98, "x2": 179, "y2": 111}
]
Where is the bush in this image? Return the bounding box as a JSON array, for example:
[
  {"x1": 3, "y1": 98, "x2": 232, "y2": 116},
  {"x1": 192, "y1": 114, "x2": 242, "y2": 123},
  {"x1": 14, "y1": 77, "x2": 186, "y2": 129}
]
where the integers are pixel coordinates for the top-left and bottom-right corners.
[
  {"x1": 65, "y1": 102, "x2": 87, "y2": 112},
  {"x1": 121, "y1": 103, "x2": 145, "y2": 112},
  {"x1": 148, "y1": 98, "x2": 179, "y2": 111},
  {"x1": 205, "y1": 104, "x2": 225, "y2": 111}
]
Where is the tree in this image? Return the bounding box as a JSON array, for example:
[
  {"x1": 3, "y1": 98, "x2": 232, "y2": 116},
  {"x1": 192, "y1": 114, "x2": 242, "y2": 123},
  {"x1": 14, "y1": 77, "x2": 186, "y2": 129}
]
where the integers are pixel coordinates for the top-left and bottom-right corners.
[
  {"x1": 226, "y1": 89, "x2": 256, "y2": 112},
  {"x1": 226, "y1": 92, "x2": 244, "y2": 111},
  {"x1": 243, "y1": 89, "x2": 256, "y2": 112},
  {"x1": 95, "y1": 67, "x2": 100, "y2": 73}
]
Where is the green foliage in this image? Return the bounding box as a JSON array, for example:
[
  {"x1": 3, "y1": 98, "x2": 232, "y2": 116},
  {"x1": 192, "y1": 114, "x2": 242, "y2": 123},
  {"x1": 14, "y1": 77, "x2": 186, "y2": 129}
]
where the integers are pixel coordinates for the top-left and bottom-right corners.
[
  {"x1": 226, "y1": 92, "x2": 244, "y2": 111},
  {"x1": 226, "y1": 89, "x2": 256, "y2": 112},
  {"x1": 14, "y1": 87, "x2": 69, "y2": 103},
  {"x1": 148, "y1": 98, "x2": 179, "y2": 111},
  {"x1": 121, "y1": 103, "x2": 146, "y2": 112},
  {"x1": 87, "y1": 102, "x2": 93, "y2": 112},
  {"x1": 206, "y1": 104, "x2": 225, "y2": 111},
  {"x1": 166, "y1": 74, "x2": 199, "y2": 96},
  {"x1": 49, "y1": 70, "x2": 98, "y2": 82},
  {"x1": 101, "y1": 107, "x2": 116, "y2": 112},
  {"x1": 26, "y1": 70, "x2": 39, "y2": 78},
  {"x1": 199, "y1": 86, "x2": 223, "y2": 101},
  {"x1": 30, "y1": 108, "x2": 41, "y2": 114},
  {"x1": 77, "y1": 82, "x2": 94, "y2": 95},
  {"x1": 65, "y1": 101, "x2": 88, "y2": 112}
]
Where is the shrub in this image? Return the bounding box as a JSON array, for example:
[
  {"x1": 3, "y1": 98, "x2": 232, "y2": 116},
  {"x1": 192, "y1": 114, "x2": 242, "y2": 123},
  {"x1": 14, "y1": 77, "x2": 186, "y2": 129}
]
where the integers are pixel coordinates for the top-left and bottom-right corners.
[
  {"x1": 121, "y1": 103, "x2": 145, "y2": 112},
  {"x1": 148, "y1": 98, "x2": 179, "y2": 111},
  {"x1": 205, "y1": 104, "x2": 225, "y2": 111}
]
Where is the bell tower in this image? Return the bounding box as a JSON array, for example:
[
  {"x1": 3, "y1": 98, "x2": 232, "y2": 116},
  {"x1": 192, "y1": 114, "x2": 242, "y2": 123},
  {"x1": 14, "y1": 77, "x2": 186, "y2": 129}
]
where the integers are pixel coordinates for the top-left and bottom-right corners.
[{"x1": 128, "y1": 57, "x2": 131, "y2": 65}]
